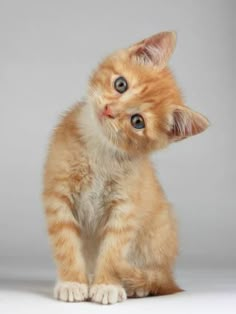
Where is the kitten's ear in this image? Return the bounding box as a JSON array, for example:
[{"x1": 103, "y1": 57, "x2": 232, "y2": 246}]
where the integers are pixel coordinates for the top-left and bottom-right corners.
[
  {"x1": 129, "y1": 31, "x2": 176, "y2": 69},
  {"x1": 166, "y1": 106, "x2": 209, "y2": 142}
]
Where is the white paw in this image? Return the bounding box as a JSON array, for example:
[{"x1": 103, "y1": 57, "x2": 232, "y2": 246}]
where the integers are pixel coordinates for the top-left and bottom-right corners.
[
  {"x1": 89, "y1": 284, "x2": 127, "y2": 304},
  {"x1": 127, "y1": 288, "x2": 149, "y2": 298},
  {"x1": 54, "y1": 281, "x2": 89, "y2": 302}
]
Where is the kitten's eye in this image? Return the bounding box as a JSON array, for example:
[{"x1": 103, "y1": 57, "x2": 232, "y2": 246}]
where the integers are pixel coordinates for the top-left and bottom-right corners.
[
  {"x1": 131, "y1": 114, "x2": 145, "y2": 129},
  {"x1": 114, "y1": 76, "x2": 128, "y2": 93}
]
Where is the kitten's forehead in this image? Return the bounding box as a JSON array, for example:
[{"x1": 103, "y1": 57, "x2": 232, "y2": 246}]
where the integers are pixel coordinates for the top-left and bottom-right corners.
[
  {"x1": 90, "y1": 49, "x2": 183, "y2": 115},
  {"x1": 93, "y1": 54, "x2": 158, "y2": 100},
  {"x1": 105, "y1": 52, "x2": 157, "y2": 83}
]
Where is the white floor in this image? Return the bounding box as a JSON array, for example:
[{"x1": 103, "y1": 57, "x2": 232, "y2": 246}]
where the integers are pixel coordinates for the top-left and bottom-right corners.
[{"x1": 0, "y1": 268, "x2": 236, "y2": 314}]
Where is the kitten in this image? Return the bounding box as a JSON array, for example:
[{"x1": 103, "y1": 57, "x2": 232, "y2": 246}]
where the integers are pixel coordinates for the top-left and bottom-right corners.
[{"x1": 43, "y1": 31, "x2": 209, "y2": 304}]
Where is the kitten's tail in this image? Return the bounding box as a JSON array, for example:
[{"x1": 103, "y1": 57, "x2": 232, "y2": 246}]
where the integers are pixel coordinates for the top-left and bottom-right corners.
[{"x1": 117, "y1": 264, "x2": 183, "y2": 295}]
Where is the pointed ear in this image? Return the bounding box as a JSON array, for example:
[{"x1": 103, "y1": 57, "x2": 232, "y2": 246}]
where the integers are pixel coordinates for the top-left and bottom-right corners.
[
  {"x1": 129, "y1": 31, "x2": 177, "y2": 69},
  {"x1": 166, "y1": 106, "x2": 209, "y2": 142}
]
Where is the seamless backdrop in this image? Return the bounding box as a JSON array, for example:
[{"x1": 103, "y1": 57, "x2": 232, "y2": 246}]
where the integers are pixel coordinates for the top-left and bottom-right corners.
[{"x1": 0, "y1": 0, "x2": 235, "y2": 279}]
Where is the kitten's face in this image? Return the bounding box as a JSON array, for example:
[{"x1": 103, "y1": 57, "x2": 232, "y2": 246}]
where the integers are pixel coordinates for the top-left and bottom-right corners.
[{"x1": 88, "y1": 32, "x2": 209, "y2": 155}]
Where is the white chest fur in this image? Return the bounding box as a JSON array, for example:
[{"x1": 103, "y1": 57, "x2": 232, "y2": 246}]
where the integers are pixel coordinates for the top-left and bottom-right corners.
[
  {"x1": 75, "y1": 169, "x2": 109, "y2": 232},
  {"x1": 74, "y1": 147, "x2": 132, "y2": 233}
]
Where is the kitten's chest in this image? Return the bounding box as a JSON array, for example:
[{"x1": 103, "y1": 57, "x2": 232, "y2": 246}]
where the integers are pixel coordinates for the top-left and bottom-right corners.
[{"x1": 73, "y1": 159, "x2": 124, "y2": 232}]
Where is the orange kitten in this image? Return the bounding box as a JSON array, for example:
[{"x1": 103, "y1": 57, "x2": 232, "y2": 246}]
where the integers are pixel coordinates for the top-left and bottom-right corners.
[{"x1": 43, "y1": 31, "x2": 209, "y2": 304}]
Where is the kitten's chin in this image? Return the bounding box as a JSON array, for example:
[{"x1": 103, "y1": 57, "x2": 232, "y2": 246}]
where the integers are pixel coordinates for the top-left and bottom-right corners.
[
  {"x1": 96, "y1": 123, "x2": 130, "y2": 156},
  {"x1": 93, "y1": 116, "x2": 121, "y2": 151}
]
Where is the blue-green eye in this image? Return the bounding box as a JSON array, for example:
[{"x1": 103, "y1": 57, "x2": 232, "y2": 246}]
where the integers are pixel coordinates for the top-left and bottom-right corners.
[
  {"x1": 114, "y1": 76, "x2": 128, "y2": 93},
  {"x1": 131, "y1": 114, "x2": 145, "y2": 129}
]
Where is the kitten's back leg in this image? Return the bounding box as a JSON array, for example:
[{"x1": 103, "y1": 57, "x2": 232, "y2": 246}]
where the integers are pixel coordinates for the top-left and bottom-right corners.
[{"x1": 118, "y1": 264, "x2": 183, "y2": 297}]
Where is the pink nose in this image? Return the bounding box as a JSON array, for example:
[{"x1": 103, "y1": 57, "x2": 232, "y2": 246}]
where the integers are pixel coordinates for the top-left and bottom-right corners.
[{"x1": 101, "y1": 105, "x2": 114, "y2": 118}]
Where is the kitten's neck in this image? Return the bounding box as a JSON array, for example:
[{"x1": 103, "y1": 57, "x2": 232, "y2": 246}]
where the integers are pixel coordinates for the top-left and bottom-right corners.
[{"x1": 79, "y1": 102, "x2": 132, "y2": 163}]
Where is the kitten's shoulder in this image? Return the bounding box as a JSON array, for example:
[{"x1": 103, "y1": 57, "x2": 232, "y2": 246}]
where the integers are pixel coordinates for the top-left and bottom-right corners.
[
  {"x1": 44, "y1": 102, "x2": 86, "y2": 173},
  {"x1": 52, "y1": 102, "x2": 85, "y2": 142},
  {"x1": 46, "y1": 102, "x2": 86, "y2": 161}
]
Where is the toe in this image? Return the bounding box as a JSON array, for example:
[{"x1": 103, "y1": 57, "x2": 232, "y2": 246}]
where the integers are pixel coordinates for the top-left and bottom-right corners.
[
  {"x1": 54, "y1": 282, "x2": 88, "y2": 302},
  {"x1": 90, "y1": 284, "x2": 127, "y2": 305}
]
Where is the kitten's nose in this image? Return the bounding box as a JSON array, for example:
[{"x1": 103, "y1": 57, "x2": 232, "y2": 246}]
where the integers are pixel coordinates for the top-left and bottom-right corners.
[{"x1": 101, "y1": 105, "x2": 114, "y2": 118}]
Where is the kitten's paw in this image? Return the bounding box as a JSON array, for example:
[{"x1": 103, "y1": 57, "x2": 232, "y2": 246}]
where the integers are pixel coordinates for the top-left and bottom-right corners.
[
  {"x1": 127, "y1": 288, "x2": 149, "y2": 298},
  {"x1": 54, "y1": 281, "x2": 89, "y2": 302},
  {"x1": 89, "y1": 284, "x2": 127, "y2": 304}
]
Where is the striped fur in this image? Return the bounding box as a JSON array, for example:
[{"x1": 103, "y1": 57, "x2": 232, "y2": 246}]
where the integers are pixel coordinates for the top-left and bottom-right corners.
[{"x1": 43, "y1": 31, "x2": 209, "y2": 304}]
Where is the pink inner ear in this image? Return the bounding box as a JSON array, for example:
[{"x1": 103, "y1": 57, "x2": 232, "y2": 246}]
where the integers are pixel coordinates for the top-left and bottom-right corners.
[
  {"x1": 131, "y1": 32, "x2": 176, "y2": 68},
  {"x1": 170, "y1": 108, "x2": 209, "y2": 140},
  {"x1": 135, "y1": 44, "x2": 156, "y2": 64}
]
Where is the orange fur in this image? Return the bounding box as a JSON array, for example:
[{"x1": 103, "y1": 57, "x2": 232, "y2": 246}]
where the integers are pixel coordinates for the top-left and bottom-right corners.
[{"x1": 43, "y1": 31, "x2": 209, "y2": 304}]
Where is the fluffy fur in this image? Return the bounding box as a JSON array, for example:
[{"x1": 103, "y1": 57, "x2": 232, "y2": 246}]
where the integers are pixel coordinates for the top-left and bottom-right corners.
[{"x1": 43, "y1": 31, "x2": 209, "y2": 304}]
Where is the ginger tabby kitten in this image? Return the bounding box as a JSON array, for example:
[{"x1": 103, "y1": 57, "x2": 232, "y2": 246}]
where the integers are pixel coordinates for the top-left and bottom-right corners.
[{"x1": 43, "y1": 31, "x2": 209, "y2": 304}]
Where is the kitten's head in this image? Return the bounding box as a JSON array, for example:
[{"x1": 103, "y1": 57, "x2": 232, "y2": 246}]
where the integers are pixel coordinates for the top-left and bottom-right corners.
[{"x1": 87, "y1": 31, "x2": 209, "y2": 155}]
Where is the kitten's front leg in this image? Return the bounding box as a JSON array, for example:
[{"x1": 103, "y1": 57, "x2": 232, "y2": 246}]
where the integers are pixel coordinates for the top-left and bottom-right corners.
[
  {"x1": 43, "y1": 182, "x2": 88, "y2": 302},
  {"x1": 89, "y1": 203, "x2": 134, "y2": 304}
]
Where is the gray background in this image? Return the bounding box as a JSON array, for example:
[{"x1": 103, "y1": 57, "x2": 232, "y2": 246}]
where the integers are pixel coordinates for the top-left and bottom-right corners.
[{"x1": 0, "y1": 0, "x2": 235, "y2": 279}]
